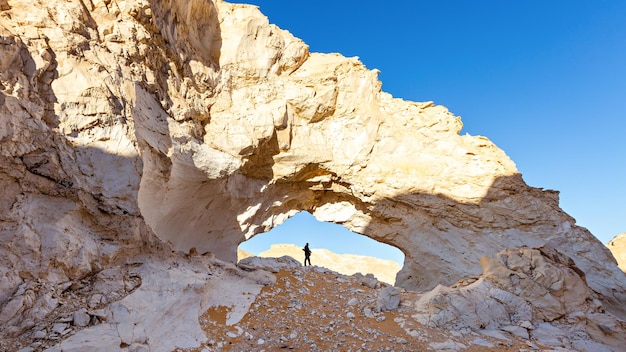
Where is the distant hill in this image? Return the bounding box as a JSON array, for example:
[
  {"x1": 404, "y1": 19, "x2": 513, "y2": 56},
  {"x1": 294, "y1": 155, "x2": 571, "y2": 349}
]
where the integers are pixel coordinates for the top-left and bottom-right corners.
[
  {"x1": 608, "y1": 233, "x2": 626, "y2": 272},
  {"x1": 238, "y1": 243, "x2": 401, "y2": 285},
  {"x1": 237, "y1": 247, "x2": 254, "y2": 260}
]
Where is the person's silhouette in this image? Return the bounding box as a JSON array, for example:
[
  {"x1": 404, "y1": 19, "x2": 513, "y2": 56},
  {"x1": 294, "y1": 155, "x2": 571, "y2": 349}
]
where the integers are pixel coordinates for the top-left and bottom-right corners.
[{"x1": 303, "y1": 243, "x2": 311, "y2": 266}]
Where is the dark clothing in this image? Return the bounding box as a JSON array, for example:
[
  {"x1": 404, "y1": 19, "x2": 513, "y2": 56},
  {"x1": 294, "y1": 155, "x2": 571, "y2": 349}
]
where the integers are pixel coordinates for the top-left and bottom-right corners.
[{"x1": 303, "y1": 244, "x2": 311, "y2": 266}]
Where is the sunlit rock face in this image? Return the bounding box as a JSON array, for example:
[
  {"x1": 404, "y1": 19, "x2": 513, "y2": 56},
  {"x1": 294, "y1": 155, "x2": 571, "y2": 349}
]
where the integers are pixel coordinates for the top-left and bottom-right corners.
[
  {"x1": 0, "y1": 0, "x2": 624, "y2": 330},
  {"x1": 608, "y1": 233, "x2": 626, "y2": 272}
]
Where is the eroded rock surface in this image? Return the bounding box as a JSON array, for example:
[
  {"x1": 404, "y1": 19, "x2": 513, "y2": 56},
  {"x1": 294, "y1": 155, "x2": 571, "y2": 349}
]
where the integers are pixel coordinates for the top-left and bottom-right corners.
[
  {"x1": 413, "y1": 245, "x2": 626, "y2": 351},
  {"x1": 1, "y1": 0, "x2": 625, "y2": 350}
]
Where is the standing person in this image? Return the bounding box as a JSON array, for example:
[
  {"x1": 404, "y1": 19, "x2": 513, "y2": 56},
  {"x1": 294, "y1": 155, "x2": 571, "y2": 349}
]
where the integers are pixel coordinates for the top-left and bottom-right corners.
[{"x1": 303, "y1": 243, "x2": 312, "y2": 266}]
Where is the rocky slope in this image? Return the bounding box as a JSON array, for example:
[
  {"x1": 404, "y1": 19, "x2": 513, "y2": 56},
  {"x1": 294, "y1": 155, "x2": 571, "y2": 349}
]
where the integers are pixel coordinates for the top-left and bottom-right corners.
[
  {"x1": 197, "y1": 262, "x2": 531, "y2": 352},
  {"x1": 231, "y1": 246, "x2": 625, "y2": 352},
  {"x1": 1, "y1": 0, "x2": 625, "y2": 351},
  {"x1": 239, "y1": 243, "x2": 401, "y2": 285},
  {"x1": 7, "y1": 244, "x2": 619, "y2": 351}
]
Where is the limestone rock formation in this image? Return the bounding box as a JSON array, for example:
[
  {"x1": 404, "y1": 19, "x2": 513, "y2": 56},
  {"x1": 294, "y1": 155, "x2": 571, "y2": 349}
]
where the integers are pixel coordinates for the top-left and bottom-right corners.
[
  {"x1": 608, "y1": 233, "x2": 626, "y2": 272},
  {"x1": 241, "y1": 243, "x2": 401, "y2": 285},
  {"x1": 6, "y1": 253, "x2": 274, "y2": 352},
  {"x1": 1, "y1": 0, "x2": 625, "y2": 350},
  {"x1": 412, "y1": 245, "x2": 626, "y2": 351}
]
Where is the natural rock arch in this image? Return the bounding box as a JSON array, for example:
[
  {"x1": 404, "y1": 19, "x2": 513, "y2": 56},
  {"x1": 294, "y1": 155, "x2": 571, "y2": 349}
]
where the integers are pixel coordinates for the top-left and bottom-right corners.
[
  {"x1": 130, "y1": 0, "x2": 625, "y2": 317},
  {"x1": 137, "y1": 152, "x2": 613, "y2": 297},
  {"x1": 0, "y1": 0, "x2": 624, "y2": 327}
]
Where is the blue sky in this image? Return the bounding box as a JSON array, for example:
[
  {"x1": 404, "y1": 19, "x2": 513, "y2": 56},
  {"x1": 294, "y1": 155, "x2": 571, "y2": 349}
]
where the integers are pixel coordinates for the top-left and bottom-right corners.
[{"x1": 238, "y1": 1, "x2": 626, "y2": 262}]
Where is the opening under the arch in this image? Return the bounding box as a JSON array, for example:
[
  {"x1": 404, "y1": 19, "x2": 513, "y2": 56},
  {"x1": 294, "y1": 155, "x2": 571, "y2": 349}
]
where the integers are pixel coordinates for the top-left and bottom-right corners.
[{"x1": 238, "y1": 211, "x2": 405, "y2": 285}]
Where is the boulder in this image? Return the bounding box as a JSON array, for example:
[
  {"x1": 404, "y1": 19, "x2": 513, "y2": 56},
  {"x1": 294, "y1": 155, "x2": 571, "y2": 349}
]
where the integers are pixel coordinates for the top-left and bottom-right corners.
[{"x1": 376, "y1": 286, "x2": 401, "y2": 312}]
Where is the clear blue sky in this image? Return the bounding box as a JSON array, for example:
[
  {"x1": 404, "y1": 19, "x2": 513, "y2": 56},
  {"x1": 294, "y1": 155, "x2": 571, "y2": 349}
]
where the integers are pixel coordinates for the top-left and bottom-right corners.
[{"x1": 238, "y1": 1, "x2": 626, "y2": 262}]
